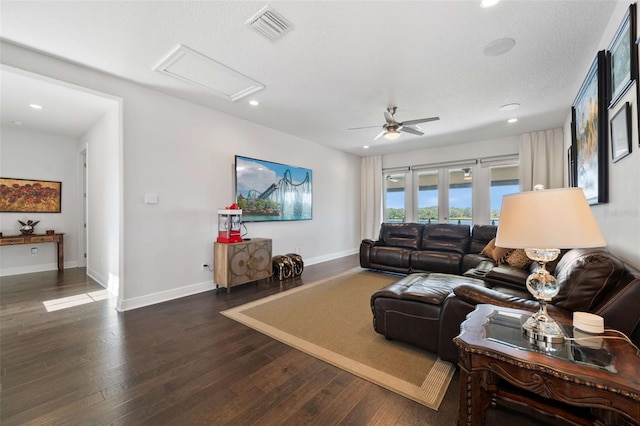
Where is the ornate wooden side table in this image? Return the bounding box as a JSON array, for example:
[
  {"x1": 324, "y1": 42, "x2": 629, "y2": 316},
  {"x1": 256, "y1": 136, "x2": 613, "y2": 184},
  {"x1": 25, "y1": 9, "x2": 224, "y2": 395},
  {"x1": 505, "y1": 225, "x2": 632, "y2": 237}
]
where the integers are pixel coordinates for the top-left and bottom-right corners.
[{"x1": 454, "y1": 304, "x2": 640, "y2": 425}]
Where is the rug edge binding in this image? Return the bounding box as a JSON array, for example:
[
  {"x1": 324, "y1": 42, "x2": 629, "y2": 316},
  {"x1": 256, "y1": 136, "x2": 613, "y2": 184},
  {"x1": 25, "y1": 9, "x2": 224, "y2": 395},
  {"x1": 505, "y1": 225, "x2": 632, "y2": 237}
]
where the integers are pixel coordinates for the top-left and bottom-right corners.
[{"x1": 221, "y1": 309, "x2": 454, "y2": 410}]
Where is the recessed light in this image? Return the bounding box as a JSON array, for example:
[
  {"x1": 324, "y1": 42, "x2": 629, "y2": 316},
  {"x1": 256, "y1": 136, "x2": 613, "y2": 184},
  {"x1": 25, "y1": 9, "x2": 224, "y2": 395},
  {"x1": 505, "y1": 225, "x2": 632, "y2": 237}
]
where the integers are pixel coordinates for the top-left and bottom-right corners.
[
  {"x1": 500, "y1": 103, "x2": 520, "y2": 111},
  {"x1": 249, "y1": 100, "x2": 259, "y2": 106},
  {"x1": 29, "y1": 104, "x2": 43, "y2": 110},
  {"x1": 508, "y1": 118, "x2": 518, "y2": 123},
  {"x1": 483, "y1": 38, "x2": 515, "y2": 56},
  {"x1": 480, "y1": 0, "x2": 500, "y2": 8},
  {"x1": 363, "y1": 145, "x2": 370, "y2": 149},
  {"x1": 12, "y1": 121, "x2": 24, "y2": 126}
]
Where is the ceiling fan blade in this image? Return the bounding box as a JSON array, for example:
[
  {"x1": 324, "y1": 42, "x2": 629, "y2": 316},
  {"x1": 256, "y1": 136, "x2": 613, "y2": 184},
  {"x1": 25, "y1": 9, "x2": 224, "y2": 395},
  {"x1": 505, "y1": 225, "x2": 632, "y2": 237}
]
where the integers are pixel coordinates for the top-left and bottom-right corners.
[
  {"x1": 384, "y1": 110, "x2": 395, "y2": 124},
  {"x1": 373, "y1": 130, "x2": 386, "y2": 141},
  {"x1": 401, "y1": 126, "x2": 424, "y2": 136},
  {"x1": 401, "y1": 116, "x2": 440, "y2": 126},
  {"x1": 348, "y1": 125, "x2": 383, "y2": 130}
]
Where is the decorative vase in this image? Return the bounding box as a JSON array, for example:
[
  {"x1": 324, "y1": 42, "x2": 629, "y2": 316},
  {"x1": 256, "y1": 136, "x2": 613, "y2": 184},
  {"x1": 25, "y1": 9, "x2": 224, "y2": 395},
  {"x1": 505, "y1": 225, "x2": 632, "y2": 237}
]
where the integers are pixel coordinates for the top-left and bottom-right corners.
[{"x1": 18, "y1": 220, "x2": 40, "y2": 235}]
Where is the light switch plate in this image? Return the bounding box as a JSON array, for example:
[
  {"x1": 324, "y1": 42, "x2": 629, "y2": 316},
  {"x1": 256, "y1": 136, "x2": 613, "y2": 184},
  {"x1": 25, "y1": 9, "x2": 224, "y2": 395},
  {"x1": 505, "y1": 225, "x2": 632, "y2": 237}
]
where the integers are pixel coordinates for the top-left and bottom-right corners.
[{"x1": 144, "y1": 194, "x2": 159, "y2": 204}]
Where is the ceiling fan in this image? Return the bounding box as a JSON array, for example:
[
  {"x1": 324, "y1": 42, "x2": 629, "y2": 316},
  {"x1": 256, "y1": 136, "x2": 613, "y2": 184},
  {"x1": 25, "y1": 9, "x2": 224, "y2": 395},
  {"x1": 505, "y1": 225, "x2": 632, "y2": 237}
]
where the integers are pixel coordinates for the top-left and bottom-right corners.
[{"x1": 348, "y1": 106, "x2": 439, "y2": 141}]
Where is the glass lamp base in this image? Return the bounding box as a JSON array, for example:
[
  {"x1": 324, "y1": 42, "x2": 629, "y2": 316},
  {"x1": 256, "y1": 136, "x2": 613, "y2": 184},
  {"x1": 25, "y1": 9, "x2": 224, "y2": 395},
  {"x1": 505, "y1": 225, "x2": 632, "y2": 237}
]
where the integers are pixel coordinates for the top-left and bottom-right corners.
[
  {"x1": 522, "y1": 314, "x2": 565, "y2": 344},
  {"x1": 521, "y1": 249, "x2": 565, "y2": 346}
]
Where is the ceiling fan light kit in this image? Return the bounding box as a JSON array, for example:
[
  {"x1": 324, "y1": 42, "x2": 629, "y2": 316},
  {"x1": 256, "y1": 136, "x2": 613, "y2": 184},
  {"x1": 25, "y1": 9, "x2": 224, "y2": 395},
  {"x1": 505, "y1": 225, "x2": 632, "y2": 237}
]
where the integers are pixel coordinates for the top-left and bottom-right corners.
[{"x1": 384, "y1": 129, "x2": 401, "y2": 140}]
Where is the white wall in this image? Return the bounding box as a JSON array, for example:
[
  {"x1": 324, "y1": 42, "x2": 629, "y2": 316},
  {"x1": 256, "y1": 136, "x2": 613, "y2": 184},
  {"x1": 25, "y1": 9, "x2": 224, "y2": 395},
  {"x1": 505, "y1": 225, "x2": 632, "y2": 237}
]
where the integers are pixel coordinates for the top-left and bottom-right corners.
[
  {"x1": 0, "y1": 41, "x2": 362, "y2": 310},
  {"x1": 382, "y1": 135, "x2": 520, "y2": 170},
  {"x1": 563, "y1": 1, "x2": 640, "y2": 267},
  {"x1": 0, "y1": 127, "x2": 79, "y2": 275},
  {"x1": 79, "y1": 106, "x2": 121, "y2": 295}
]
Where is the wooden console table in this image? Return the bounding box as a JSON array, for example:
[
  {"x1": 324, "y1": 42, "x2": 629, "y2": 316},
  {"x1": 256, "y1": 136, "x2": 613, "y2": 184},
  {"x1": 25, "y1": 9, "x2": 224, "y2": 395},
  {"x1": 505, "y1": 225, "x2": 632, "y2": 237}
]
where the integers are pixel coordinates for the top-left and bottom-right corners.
[
  {"x1": 214, "y1": 238, "x2": 272, "y2": 293},
  {"x1": 454, "y1": 304, "x2": 640, "y2": 425},
  {"x1": 0, "y1": 233, "x2": 64, "y2": 272}
]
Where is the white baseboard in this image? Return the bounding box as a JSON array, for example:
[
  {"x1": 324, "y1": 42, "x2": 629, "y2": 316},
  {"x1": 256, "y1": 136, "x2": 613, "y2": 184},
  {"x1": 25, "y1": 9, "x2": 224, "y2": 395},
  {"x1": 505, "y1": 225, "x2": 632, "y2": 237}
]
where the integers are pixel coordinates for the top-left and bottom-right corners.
[
  {"x1": 119, "y1": 280, "x2": 216, "y2": 312},
  {"x1": 304, "y1": 248, "x2": 358, "y2": 266},
  {"x1": 0, "y1": 261, "x2": 78, "y2": 277},
  {"x1": 117, "y1": 249, "x2": 358, "y2": 311}
]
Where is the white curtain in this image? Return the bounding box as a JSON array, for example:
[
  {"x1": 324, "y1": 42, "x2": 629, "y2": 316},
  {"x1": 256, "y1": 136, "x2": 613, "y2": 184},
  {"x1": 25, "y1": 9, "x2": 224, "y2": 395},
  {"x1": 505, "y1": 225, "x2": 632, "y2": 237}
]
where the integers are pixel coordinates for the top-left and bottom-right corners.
[
  {"x1": 519, "y1": 128, "x2": 564, "y2": 191},
  {"x1": 360, "y1": 155, "x2": 383, "y2": 240}
]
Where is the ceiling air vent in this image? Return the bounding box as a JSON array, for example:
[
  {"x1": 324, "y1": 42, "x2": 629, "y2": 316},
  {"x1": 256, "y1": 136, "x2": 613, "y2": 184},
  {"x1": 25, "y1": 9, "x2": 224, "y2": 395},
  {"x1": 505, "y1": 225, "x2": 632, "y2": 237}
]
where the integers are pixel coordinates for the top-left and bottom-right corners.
[{"x1": 246, "y1": 6, "x2": 293, "y2": 41}]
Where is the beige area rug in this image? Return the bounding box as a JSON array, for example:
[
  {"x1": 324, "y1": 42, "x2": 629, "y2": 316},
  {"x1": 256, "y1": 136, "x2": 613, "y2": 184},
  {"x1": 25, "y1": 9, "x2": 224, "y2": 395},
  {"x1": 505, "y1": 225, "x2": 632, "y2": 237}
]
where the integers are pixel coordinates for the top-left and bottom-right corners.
[{"x1": 221, "y1": 268, "x2": 455, "y2": 410}]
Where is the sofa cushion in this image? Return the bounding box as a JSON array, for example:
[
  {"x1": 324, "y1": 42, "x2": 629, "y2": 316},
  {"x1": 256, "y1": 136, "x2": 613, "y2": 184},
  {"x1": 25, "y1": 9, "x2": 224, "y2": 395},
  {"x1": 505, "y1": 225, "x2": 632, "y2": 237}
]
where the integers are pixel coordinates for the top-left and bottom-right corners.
[
  {"x1": 379, "y1": 223, "x2": 423, "y2": 250},
  {"x1": 480, "y1": 237, "x2": 516, "y2": 264},
  {"x1": 420, "y1": 224, "x2": 470, "y2": 254},
  {"x1": 461, "y1": 253, "x2": 496, "y2": 272},
  {"x1": 554, "y1": 248, "x2": 626, "y2": 312},
  {"x1": 371, "y1": 273, "x2": 485, "y2": 352},
  {"x1": 505, "y1": 249, "x2": 530, "y2": 269},
  {"x1": 493, "y1": 246, "x2": 512, "y2": 264},
  {"x1": 470, "y1": 225, "x2": 498, "y2": 254},
  {"x1": 411, "y1": 251, "x2": 464, "y2": 275},
  {"x1": 480, "y1": 238, "x2": 496, "y2": 258},
  {"x1": 368, "y1": 246, "x2": 413, "y2": 273}
]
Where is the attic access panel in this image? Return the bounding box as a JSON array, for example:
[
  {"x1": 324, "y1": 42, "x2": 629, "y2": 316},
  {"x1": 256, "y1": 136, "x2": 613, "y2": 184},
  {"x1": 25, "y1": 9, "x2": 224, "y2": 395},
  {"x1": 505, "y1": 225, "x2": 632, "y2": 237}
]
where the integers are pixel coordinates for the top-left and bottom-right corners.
[{"x1": 154, "y1": 45, "x2": 264, "y2": 102}]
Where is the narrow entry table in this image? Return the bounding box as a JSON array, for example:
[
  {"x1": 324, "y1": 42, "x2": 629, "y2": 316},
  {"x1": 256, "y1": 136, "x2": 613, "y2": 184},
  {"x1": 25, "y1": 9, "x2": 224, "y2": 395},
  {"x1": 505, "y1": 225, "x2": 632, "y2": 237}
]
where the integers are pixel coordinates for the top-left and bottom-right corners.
[{"x1": 0, "y1": 233, "x2": 64, "y2": 271}]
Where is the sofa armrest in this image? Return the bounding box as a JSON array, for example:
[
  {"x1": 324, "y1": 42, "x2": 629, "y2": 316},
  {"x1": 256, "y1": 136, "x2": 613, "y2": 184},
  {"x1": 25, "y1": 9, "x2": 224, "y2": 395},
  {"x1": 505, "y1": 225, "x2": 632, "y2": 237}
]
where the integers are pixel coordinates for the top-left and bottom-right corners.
[
  {"x1": 453, "y1": 284, "x2": 538, "y2": 312},
  {"x1": 360, "y1": 240, "x2": 375, "y2": 268},
  {"x1": 476, "y1": 260, "x2": 495, "y2": 273},
  {"x1": 452, "y1": 285, "x2": 571, "y2": 320},
  {"x1": 484, "y1": 265, "x2": 529, "y2": 291}
]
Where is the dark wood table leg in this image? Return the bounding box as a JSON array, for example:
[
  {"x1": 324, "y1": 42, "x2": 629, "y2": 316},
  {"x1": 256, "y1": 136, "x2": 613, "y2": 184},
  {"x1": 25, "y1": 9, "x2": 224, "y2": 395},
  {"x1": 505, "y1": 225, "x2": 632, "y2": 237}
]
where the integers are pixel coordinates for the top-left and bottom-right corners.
[{"x1": 57, "y1": 235, "x2": 64, "y2": 272}]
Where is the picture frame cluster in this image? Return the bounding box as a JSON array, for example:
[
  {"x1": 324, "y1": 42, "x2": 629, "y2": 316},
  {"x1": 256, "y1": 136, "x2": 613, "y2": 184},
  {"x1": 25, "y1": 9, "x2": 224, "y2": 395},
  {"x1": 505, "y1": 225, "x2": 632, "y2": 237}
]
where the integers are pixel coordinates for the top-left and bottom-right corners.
[{"x1": 570, "y1": 3, "x2": 638, "y2": 205}]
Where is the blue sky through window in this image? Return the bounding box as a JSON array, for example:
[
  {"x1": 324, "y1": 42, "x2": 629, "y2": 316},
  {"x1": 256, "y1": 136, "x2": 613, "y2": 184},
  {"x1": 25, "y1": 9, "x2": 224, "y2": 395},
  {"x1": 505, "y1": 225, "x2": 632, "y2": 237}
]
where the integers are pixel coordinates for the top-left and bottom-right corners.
[{"x1": 387, "y1": 185, "x2": 519, "y2": 210}]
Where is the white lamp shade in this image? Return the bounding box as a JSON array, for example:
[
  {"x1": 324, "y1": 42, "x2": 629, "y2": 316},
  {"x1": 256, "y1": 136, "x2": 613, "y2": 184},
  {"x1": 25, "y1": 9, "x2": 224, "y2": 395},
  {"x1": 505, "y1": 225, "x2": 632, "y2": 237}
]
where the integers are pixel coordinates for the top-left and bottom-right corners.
[{"x1": 495, "y1": 187, "x2": 606, "y2": 249}]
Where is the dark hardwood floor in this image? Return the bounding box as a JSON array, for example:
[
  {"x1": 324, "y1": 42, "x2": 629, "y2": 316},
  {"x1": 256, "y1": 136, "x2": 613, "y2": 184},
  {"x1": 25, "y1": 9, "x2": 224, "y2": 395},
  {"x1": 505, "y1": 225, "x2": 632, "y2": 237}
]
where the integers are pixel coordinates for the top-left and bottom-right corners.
[{"x1": 1, "y1": 255, "x2": 459, "y2": 425}]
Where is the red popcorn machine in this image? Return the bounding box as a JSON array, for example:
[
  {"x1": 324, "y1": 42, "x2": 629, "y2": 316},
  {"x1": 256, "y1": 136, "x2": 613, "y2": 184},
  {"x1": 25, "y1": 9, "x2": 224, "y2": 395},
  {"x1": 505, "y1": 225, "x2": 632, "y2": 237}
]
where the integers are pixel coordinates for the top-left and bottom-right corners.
[{"x1": 217, "y1": 204, "x2": 243, "y2": 243}]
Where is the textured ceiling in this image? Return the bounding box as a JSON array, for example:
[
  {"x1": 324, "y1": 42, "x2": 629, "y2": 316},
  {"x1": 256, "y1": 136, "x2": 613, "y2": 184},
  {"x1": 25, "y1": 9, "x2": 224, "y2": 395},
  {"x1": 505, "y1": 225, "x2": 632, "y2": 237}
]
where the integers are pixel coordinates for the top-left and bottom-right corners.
[{"x1": 0, "y1": 1, "x2": 619, "y2": 156}]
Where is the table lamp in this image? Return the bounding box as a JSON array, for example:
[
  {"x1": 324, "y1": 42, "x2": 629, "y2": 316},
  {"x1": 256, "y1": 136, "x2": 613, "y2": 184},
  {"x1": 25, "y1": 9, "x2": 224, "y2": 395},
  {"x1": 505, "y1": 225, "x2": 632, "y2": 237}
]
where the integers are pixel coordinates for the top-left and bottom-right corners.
[{"x1": 495, "y1": 186, "x2": 606, "y2": 344}]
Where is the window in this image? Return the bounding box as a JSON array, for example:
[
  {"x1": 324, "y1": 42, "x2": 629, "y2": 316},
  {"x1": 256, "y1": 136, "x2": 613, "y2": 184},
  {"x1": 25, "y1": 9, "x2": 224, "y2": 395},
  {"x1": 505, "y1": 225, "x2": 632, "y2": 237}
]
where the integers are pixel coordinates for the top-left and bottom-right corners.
[
  {"x1": 448, "y1": 168, "x2": 472, "y2": 225},
  {"x1": 384, "y1": 172, "x2": 406, "y2": 223},
  {"x1": 489, "y1": 165, "x2": 519, "y2": 226},
  {"x1": 384, "y1": 156, "x2": 519, "y2": 226},
  {"x1": 416, "y1": 169, "x2": 438, "y2": 223}
]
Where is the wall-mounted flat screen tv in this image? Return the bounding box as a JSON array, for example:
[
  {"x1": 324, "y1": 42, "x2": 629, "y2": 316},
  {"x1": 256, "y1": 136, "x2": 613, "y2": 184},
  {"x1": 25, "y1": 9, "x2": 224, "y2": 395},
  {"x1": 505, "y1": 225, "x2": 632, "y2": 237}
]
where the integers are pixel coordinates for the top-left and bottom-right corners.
[{"x1": 235, "y1": 155, "x2": 312, "y2": 222}]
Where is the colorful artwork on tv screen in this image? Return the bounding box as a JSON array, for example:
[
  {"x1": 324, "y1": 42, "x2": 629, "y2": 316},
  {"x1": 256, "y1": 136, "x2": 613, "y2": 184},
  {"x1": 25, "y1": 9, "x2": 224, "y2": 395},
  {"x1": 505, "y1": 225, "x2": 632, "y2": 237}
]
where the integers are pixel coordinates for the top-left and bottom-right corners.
[{"x1": 235, "y1": 156, "x2": 312, "y2": 222}]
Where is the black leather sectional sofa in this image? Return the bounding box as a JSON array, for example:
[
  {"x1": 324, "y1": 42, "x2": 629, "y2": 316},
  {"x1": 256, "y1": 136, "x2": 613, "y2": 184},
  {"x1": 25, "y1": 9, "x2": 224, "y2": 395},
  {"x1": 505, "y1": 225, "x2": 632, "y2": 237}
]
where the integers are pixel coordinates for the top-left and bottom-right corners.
[
  {"x1": 360, "y1": 222, "x2": 497, "y2": 275},
  {"x1": 361, "y1": 222, "x2": 640, "y2": 363}
]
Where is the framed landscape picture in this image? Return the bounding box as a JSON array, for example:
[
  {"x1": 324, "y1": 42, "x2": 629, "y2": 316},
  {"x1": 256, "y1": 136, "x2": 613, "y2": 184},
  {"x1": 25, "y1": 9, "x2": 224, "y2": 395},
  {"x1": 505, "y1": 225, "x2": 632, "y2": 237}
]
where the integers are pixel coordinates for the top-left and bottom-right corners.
[
  {"x1": 608, "y1": 4, "x2": 637, "y2": 108},
  {"x1": 0, "y1": 177, "x2": 62, "y2": 213},
  {"x1": 571, "y1": 51, "x2": 608, "y2": 205},
  {"x1": 235, "y1": 155, "x2": 312, "y2": 222}
]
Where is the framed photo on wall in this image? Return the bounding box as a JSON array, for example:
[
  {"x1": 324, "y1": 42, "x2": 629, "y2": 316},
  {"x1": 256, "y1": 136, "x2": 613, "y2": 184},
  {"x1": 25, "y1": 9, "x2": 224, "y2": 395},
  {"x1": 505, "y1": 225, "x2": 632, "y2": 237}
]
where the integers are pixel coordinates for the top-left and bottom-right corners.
[
  {"x1": 0, "y1": 177, "x2": 62, "y2": 213},
  {"x1": 567, "y1": 144, "x2": 577, "y2": 187},
  {"x1": 571, "y1": 51, "x2": 608, "y2": 205},
  {"x1": 608, "y1": 4, "x2": 637, "y2": 108},
  {"x1": 610, "y1": 102, "x2": 632, "y2": 162}
]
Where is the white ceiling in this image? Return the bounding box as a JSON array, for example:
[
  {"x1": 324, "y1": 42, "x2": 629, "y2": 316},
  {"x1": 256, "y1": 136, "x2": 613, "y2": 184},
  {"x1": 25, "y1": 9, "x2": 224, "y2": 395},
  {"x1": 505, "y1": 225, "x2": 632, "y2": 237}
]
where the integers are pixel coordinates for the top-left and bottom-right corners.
[
  {"x1": 0, "y1": 69, "x2": 118, "y2": 137},
  {"x1": 0, "y1": 1, "x2": 619, "y2": 156}
]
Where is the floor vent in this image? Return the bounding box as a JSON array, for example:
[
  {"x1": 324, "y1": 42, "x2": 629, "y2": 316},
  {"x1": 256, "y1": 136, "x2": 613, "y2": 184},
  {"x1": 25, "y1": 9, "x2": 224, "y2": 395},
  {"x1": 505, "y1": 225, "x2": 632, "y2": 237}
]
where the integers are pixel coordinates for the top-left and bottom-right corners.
[{"x1": 246, "y1": 6, "x2": 293, "y2": 41}]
